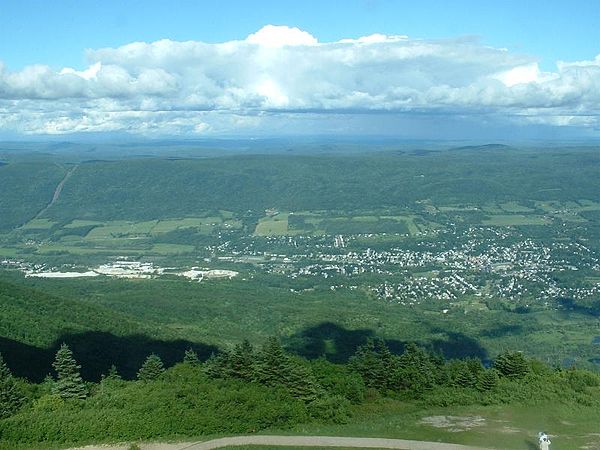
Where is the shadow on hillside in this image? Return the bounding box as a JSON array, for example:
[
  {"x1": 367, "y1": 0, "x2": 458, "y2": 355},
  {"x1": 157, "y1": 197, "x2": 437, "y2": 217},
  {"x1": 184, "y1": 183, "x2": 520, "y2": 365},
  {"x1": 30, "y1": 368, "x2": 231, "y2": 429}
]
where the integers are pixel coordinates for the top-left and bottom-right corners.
[
  {"x1": 0, "y1": 332, "x2": 217, "y2": 383},
  {"x1": 558, "y1": 297, "x2": 600, "y2": 317},
  {"x1": 286, "y1": 321, "x2": 488, "y2": 363},
  {"x1": 481, "y1": 324, "x2": 523, "y2": 338},
  {"x1": 285, "y1": 322, "x2": 379, "y2": 363},
  {"x1": 428, "y1": 329, "x2": 488, "y2": 360}
]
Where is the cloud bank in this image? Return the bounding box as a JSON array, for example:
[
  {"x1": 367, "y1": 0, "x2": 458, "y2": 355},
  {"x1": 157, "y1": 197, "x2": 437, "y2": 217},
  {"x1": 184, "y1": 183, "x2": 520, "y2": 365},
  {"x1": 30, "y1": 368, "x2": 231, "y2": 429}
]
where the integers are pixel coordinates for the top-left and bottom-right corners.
[{"x1": 0, "y1": 25, "x2": 598, "y2": 136}]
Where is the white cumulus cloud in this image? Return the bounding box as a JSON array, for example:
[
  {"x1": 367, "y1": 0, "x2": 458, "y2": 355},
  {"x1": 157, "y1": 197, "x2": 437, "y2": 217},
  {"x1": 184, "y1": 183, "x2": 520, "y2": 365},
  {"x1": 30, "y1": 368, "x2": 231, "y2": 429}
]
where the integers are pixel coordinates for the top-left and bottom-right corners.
[{"x1": 0, "y1": 25, "x2": 598, "y2": 136}]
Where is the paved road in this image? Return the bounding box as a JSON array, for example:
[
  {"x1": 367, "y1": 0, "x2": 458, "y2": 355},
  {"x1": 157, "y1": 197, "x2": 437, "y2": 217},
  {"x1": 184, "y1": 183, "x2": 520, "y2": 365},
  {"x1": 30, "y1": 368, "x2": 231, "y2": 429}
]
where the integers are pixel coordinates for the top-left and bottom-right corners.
[{"x1": 71, "y1": 435, "x2": 496, "y2": 450}]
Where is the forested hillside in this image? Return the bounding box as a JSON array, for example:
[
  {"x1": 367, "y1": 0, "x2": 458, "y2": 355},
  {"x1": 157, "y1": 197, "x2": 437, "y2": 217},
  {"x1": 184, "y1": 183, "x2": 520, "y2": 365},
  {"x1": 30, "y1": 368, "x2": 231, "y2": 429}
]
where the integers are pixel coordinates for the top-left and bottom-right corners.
[
  {"x1": 0, "y1": 161, "x2": 66, "y2": 230},
  {"x1": 0, "y1": 146, "x2": 600, "y2": 228},
  {"x1": 0, "y1": 279, "x2": 216, "y2": 382},
  {"x1": 7, "y1": 147, "x2": 593, "y2": 222}
]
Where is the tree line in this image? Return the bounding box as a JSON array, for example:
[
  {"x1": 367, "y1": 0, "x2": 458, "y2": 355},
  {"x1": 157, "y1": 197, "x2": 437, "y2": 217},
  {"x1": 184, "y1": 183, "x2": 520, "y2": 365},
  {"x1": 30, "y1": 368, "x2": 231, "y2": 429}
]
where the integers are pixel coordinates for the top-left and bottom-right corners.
[{"x1": 1, "y1": 337, "x2": 599, "y2": 447}]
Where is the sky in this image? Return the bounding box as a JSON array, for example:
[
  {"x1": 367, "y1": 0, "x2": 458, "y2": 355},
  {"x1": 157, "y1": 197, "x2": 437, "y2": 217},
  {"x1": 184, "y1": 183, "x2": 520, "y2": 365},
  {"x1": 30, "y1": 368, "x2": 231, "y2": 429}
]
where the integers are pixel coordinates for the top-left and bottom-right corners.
[{"x1": 0, "y1": 0, "x2": 599, "y2": 139}]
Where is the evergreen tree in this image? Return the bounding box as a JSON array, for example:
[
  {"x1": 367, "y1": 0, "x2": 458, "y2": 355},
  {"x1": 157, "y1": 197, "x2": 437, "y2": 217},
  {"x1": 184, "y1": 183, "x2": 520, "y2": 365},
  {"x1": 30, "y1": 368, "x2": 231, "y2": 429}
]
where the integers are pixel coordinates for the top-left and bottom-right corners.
[
  {"x1": 229, "y1": 340, "x2": 255, "y2": 381},
  {"x1": 430, "y1": 349, "x2": 450, "y2": 385},
  {"x1": 394, "y1": 343, "x2": 437, "y2": 393},
  {"x1": 465, "y1": 357, "x2": 484, "y2": 376},
  {"x1": 99, "y1": 365, "x2": 122, "y2": 394},
  {"x1": 204, "y1": 352, "x2": 230, "y2": 379},
  {"x1": 285, "y1": 361, "x2": 320, "y2": 403},
  {"x1": 349, "y1": 339, "x2": 389, "y2": 390},
  {"x1": 102, "y1": 365, "x2": 122, "y2": 381},
  {"x1": 137, "y1": 354, "x2": 165, "y2": 381},
  {"x1": 374, "y1": 339, "x2": 395, "y2": 370},
  {"x1": 183, "y1": 348, "x2": 200, "y2": 365},
  {"x1": 454, "y1": 362, "x2": 477, "y2": 388},
  {"x1": 494, "y1": 351, "x2": 529, "y2": 379},
  {"x1": 52, "y1": 343, "x2": 87, "y2": 399},
  {"x1": 255, "y1": 337, "x2": 292, "y2": 386},
  {"x1": 477, "y1": 368, "x2": 499, "y2": 391},
  {"x1": 445, "y1": 359, "x2": 480, "y2": 388},
  {"x1": 0, "y1": 353, "x2": 25, "y2": 418}
]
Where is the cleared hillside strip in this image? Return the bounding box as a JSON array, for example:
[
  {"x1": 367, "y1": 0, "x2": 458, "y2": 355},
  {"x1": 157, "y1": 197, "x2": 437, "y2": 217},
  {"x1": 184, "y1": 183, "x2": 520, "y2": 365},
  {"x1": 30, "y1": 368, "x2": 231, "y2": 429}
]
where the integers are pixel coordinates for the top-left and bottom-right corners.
[{"x1": 35, "y1": 164, "x2": 78, "y2": 219}]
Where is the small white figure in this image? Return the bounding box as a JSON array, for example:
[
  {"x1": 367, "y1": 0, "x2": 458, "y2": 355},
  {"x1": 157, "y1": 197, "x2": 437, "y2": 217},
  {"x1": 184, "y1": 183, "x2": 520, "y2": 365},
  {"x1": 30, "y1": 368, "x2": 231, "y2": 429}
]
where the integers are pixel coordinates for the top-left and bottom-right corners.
[{"x1": 538, "y1": 431, "x2": 551, "y2": 450}]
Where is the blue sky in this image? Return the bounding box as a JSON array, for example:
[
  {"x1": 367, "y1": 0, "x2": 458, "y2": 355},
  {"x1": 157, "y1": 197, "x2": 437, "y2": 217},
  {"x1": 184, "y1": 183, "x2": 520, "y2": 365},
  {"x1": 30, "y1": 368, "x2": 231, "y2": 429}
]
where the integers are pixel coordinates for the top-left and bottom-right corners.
[
  {"x1": 1, "y1": 0, "x2": 598, "y2": 71},
  {"x1": 0, "y1": 0, "x2": 598, "y2": 139}
]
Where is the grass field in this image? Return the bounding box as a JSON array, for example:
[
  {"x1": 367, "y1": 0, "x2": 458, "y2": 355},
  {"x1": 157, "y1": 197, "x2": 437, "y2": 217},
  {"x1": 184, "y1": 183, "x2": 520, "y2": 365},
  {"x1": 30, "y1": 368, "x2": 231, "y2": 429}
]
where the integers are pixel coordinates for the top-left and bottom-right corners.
[
  {"x1": 215, "y1": 401, "x2": 600, "y2": 450},
  {"x1": 63, "y1": 220, "x2": 104, "y2": 228},
  {"x1": 255, "y1": 214, "x2": 290, "y2": 236},
  {"x1": 272, "y1": 212, "x2": 423, "y2": 236},
  {"x1": 499, "y1": 202, "x2": 535, "y2": 213},
  {"x1": 0, "y1": 247, "x2": 20, "y2": 257},
  {"x1": 482, "y1": 215, "x2": 550, "y2": 226},
  {"x1": 85, "y1": 220, "x2": 159, "y2": 239},
  {"x1": 286, "y1": 400, "x2": 600, "y2": 450},
  {"x1": 19, "y1": 218, "x2": 57, "y2": 230},
  {"x1": 151, "y1": 243, "x2": 196, "y2": 254},
  {"x1": 152, "y1": 217, "x2": 221, "y2": 234}
]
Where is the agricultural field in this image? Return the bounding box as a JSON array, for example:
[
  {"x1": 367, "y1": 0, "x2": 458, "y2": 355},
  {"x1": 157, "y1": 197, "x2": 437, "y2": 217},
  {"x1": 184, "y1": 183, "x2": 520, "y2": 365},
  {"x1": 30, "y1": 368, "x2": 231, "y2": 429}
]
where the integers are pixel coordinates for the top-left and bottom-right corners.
[
  {"x1": 481, "y1": 215, "x2": 549, "y2": 226},
  {"x1": 255, "y1": 213, "x2": 291, "y2": 236}
]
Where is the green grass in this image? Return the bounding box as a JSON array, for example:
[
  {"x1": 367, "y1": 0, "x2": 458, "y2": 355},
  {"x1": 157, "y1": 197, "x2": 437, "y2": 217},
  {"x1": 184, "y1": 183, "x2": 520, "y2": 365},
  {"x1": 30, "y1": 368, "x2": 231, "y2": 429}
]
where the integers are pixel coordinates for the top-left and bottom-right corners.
[
  {"x1": 286, "y1": 400, "x2": 600, "y2": 450},
  {"x1": 20, "y1": 218, "x2": 57, "y2": 230},
  {"x1": 152, "y1": 217, "x2": 222, "y2": 235},
  {"x1": 63, "y1": 220, "x2": 103, "y2": 228},
  {"x1": 482, "y1": 215, "x2": 550, "y2": 226},
  {"x1": 151, "y1": 243, "x2": 196, "y2": 254},
  {"x1": 255, "y1": 214, "x2": 290, "y2": 236},
  {"x1": 85, "y1": 221, "x2": 139, "y2": 239},
  {"x1": 577, "y1": 199, "x2": 600, "y2": 210},
  {"x1": 0, "y1": 247, "x2": 20, "y2": 257},
  {"x1": 481, "y1": 203, "x2": 504, "y2": 214},
  {"x1": 286, "y1": 213, "x2": 416, "y2": 236},
  {"x1": 36, "y1": 244, "x2": 112, "y2": 255},
  {"x1": 438, "y1": 205, "x2": 480, "y2": 212},
  {"x1": 499, "y1": 202, "x2": 534, "y2": 213}
]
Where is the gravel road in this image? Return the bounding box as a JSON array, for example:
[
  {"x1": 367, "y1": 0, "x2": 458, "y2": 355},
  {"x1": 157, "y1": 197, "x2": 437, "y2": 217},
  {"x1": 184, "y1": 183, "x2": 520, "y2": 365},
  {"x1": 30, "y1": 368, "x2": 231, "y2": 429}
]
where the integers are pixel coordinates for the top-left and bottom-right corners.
[{"x1": 69, "y1": 435, "x2": 496, "y2": 450}]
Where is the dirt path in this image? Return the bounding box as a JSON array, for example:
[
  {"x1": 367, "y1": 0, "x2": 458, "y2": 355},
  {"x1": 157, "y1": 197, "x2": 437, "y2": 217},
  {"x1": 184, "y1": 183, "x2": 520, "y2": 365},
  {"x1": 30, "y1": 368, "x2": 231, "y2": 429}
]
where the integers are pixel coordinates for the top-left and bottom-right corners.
[
  {"x1": 69, "y1": 435, "x2": 495, "y2": 450},
  {"x1": 35, "y1": 164, "x2": 78, "y2": 218}
]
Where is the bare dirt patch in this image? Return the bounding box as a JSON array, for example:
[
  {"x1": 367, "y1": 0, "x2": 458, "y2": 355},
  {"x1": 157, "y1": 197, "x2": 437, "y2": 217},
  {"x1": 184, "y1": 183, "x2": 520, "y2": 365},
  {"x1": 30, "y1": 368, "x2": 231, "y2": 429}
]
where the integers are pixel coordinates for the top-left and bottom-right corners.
[{"x1": 419, "y1": 415, "x2": 486, "y2": 432}]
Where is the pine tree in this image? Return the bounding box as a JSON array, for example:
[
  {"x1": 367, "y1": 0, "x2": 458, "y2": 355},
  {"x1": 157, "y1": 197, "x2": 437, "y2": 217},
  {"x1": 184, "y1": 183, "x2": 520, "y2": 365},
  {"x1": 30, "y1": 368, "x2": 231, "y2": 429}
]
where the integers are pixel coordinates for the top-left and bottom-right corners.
[
  {"x1": 477, "y1": 368, "x2": 499, "y2": 391},
  {"x1": 394, "y1": 343, "x2": 437, "y2": 393},
  {"x1": 494, "y1": 351, "x2": 529, "y2": 379},
  {"x1": 454, "y1": 362, "x2": 477, "y2": 388},
  {"x1": 255, "y1": 337, "x2": 292, "y2": 386},
  {"x1": 0, "y1": 353, "x2": 25, "y2": 418},
  {"x1": 285, "y1": 361, "x2": 320, "y2": 403},
  {"x1": 183, "y1": 348, "x2": 200, "y2": 365},
  {"x1": 229, "y1": 340, "x2": 255, "y2": 381},
  {"x1": 204, "y1": 352, "x2": 230, "y2": 378},
  {"x1": 465, "y1": 357, "x2": 484, "y2": 376},
  {"x1": 52, "y1": 343, "x2": 87, "y2": 399},
  {"x1": 349, "y1": 339, "x2": 388, "y2": 389},
  {"x1": 137, "y1": 354, "x2": 165, "y2": 381},
  {"x1": 102, "y1": 364, "x2": 121, "y2": 381}
]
